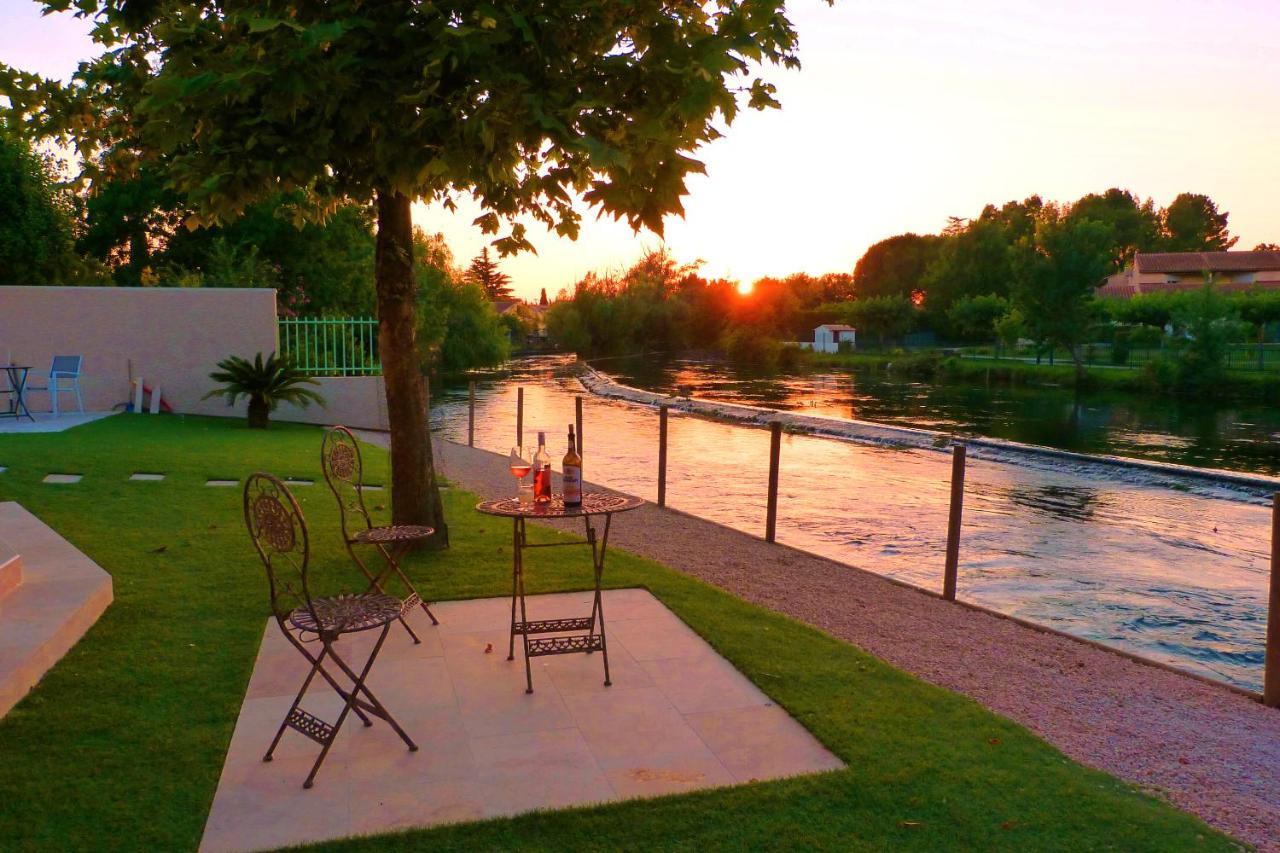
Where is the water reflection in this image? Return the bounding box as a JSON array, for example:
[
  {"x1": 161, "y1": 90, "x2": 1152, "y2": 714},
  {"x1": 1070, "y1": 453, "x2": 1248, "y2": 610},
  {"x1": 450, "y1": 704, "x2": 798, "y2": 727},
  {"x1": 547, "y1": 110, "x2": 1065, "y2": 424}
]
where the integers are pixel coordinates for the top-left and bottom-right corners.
[
  {"x1": 432, "y1": 356, "x2": 1272, "y2": 692},
  {"x1": 605, "y1": 355, "x2": 1280, "y2": 476}
]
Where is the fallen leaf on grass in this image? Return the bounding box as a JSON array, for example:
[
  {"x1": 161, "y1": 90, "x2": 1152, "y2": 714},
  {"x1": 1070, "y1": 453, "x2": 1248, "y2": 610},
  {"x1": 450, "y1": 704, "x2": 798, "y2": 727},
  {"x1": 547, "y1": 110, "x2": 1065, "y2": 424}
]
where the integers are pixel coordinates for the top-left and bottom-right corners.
[
  {"x1": 150, "y1": 545, "x2": 167, "y2": 554},
  {"x1": 899, "y1": 821, "x2": 922, "y2": 829},
  {"x1": 988, "y1": 737, "x2": 1001, "y2": 745}
]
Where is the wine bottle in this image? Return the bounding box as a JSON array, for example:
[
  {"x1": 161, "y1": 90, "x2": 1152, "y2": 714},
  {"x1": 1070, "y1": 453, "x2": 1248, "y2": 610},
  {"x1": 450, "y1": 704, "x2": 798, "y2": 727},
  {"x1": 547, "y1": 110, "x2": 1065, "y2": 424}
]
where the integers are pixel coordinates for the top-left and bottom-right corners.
[
  {"x1": 563, "y1": 425, "x2": 582, "y2": 507},
  {"x1": 533, "y1": 432, "x2": 552, "y2": 503}
]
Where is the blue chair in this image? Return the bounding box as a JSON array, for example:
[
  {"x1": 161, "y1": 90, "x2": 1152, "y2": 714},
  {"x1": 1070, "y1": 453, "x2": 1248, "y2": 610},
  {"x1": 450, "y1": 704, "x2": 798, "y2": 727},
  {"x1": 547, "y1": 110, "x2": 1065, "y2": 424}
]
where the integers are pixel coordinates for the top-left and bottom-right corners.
[{"x1": 27, "y1": 356, "x2": 84, "y2": 417}]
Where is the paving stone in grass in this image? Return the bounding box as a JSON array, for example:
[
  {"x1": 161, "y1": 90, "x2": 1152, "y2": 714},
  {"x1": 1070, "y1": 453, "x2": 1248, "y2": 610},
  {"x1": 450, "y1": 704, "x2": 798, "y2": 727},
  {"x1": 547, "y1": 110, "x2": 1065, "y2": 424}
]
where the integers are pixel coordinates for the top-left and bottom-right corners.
[
  {"x1": 0, "y1": 466, "x2": 6, "y2": 474},
  {"x1": 206, "y1": 479, "x2": 239, "y2": 487},
  {"x1": 359, "y1": 484, "x2": 384, "y2": 491},
  {"x1": 283, "y1": 478, "x2": 314, "y2": 486},
  {"x1": 42, "y1": 473, "x2": 83, "y2": 484},
  {"x1": 129, "y1": 473, "x2": 166, "y2": 481}
]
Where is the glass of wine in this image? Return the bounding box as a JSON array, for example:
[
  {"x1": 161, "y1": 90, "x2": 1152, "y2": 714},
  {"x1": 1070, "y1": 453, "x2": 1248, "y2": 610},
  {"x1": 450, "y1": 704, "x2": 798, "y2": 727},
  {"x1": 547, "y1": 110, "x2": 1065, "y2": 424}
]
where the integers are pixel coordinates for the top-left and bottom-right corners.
[{"x1": 509, "y1": 446, "x2": 532, "y2": 503}]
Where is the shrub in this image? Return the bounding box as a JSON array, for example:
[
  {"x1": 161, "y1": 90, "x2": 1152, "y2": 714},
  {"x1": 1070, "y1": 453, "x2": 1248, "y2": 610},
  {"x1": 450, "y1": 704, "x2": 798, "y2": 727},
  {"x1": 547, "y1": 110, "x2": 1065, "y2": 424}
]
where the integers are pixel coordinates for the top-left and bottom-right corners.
[{"x1": 204, "y1": 352, "x2": 325, "y2": 429}]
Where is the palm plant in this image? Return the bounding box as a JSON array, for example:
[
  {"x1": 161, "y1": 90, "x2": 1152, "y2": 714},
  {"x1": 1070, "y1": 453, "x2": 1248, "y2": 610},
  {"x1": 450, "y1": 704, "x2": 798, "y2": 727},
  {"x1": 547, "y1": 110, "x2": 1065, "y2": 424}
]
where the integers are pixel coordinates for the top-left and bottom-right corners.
[{"x1": 204, "y1": 352, "x2": 325, "y2": 429}]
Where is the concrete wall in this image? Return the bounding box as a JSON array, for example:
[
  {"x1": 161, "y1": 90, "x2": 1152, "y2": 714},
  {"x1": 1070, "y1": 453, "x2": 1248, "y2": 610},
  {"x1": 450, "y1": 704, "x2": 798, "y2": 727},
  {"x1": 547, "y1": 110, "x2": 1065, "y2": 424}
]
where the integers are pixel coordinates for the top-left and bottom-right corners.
[
  {"x1": 1, "y1": 286, "x2": 277, "y2": 417},
  {"x1": 274, "y1": 375, "x2": 389, "y2": 431},
  {"x1": 1, "y1": 286, "x2": 393, "y2": 429}
]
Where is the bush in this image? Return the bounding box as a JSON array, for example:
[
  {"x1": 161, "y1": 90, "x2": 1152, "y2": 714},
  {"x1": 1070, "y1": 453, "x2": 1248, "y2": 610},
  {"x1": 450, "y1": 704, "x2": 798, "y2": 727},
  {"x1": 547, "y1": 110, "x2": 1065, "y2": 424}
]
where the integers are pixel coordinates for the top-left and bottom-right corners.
[
  {"x1": 1111, "y1": 327, "x2": 1131, "y2": 365},
  {"x1": 721, "y1": 327, "x2": 782, "y2": 371}
]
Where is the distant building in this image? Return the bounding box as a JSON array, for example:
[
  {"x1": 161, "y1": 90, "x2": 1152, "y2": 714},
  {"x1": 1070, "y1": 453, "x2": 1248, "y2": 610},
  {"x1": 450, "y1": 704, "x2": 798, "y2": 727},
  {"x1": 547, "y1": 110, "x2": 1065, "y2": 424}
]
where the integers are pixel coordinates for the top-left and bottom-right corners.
[
  {"x1": 1098, "y1": 250, "x2": 1280, "y2": 298},
  {"x1": 796, "y1": 324, "x2": 856, "y2": 353}
]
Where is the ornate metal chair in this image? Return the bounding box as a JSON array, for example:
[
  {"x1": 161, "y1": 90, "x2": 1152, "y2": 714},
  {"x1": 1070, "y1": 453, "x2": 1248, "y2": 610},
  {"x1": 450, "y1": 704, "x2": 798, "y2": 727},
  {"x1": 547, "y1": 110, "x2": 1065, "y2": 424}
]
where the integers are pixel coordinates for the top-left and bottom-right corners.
[
  {"x1": 320, "y1": 425, "x2": 439, "y2": 645},
  {"x1": 243, "y1": 472, "x2": 417, "y2": 789}
]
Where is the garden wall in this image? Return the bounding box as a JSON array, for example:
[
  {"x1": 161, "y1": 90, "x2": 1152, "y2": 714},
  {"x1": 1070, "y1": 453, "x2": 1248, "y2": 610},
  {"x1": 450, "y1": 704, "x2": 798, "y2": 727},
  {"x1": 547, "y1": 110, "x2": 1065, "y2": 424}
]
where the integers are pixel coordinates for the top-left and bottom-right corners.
[
  {"x1": 0, "y1": 286, "x2": 277, "y2": 417},
  {"x1": 1, "y1": 286, "x2": 391, "y2": 429}
]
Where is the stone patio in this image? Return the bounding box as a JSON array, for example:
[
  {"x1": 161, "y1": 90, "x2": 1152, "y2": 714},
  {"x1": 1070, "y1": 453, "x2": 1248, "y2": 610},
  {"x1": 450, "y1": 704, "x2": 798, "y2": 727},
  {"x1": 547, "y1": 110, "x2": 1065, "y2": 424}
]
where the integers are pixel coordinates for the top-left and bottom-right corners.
[
  {"x1": 0, "y1": 411, "x2": 115, "y2": 434},
  {"x1": 202, "y1": 588, "x2": 843, "y2": 852}
]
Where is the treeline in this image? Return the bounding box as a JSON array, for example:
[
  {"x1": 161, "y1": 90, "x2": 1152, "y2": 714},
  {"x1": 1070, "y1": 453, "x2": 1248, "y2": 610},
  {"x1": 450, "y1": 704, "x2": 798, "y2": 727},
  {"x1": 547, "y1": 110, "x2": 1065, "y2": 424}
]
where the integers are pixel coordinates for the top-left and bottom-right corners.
[
  {"x1": 0, "y1": 129, "x2": 514, "y2": 373},
  {"x1": 547, "y1": 188, "x2": 1276, "y2": 382}
]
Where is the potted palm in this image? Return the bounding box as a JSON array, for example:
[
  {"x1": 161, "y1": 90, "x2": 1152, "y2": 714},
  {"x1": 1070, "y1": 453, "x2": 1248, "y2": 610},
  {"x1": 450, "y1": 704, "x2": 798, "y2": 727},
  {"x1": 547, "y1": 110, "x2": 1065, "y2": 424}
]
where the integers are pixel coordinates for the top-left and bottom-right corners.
[{"x1": 204, "y1": 352, "x2": 325, "y2": 429}]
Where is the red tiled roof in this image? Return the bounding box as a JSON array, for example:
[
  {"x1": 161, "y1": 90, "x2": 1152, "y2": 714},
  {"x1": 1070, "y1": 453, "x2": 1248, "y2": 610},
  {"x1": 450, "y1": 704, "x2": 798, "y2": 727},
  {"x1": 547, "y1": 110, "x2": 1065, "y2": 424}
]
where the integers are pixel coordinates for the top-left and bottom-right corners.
[{"x1": 1135, "y1": 251, "x2": 1280, "y2": 274}]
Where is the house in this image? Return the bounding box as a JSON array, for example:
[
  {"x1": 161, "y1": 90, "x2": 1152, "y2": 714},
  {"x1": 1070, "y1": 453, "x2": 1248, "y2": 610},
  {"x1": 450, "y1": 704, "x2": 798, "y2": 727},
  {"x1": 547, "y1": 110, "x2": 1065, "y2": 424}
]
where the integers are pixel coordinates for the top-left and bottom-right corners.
[
  {"x1": 1098, "y1": 250, "x2": 1280, "y2": 298},
  {"x1": 491, "y1": 299, "x2": 548, "y2": 343},
  {"x1": 796, "y1": 324, "x2": 857, "y2": 353}
]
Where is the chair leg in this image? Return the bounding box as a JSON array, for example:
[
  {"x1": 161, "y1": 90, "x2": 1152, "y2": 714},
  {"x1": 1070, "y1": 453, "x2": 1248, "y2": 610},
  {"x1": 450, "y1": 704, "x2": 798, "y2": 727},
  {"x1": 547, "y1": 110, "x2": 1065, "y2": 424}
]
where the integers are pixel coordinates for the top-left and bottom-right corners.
[
  {"x1": 51, "y1": 383, "x2": 58, "y2": 418},
  {"x1": 264, "y1": 647, "x2": 327, "y2": 762},
  {"x1": 73, "y1": 380, "x2": 83, "y2": 414},
  {"x1": 347, "y1": 544, "x2": 422, "y2": 644}
]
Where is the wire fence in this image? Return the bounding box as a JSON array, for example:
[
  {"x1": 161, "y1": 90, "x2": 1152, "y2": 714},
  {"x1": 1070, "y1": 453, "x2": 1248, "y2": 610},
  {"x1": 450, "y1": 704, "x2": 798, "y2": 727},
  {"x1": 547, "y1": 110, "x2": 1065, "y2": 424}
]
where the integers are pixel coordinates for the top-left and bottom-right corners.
[
  {"x1": 278, "y1": 317, "x2": 381, "y2": 376},
  {"x1": 966, "y1": 342, "x2": 1280, "y2": 372}
]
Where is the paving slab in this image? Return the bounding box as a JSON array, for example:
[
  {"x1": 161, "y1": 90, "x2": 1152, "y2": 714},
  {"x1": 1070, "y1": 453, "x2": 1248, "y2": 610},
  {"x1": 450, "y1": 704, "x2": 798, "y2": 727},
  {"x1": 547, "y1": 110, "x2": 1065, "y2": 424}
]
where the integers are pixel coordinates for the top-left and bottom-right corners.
[
  {"x1": 201, "y1": 589, "x2": 841, "y2": 852},
  {"x1": 128, "y1": 473, "x2": 165, "y2": 481},
  {"x1": 41, "y1": 474, "x2": 82, "y2": 484},
  {"x1": 206, "y1": 479, "x2": 239, "y2": 487}
]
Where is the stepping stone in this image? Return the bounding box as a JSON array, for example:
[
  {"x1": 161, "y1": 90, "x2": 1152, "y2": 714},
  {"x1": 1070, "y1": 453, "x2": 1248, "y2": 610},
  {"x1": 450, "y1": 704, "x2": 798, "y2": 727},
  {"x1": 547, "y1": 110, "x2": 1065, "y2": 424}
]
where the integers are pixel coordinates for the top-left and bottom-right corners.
[
  {"x1": 0, "y1": 466, "x2": 7, "y2": 474},
  {"x1": 42, "y1": 474, "x2": 83, "y2": 484},
  {"x1": 283, "y1": 478, "x2": 314, "y2": 487},
  {"x1": 206, "y1": 479, "x2": 238, "y2": 487},
  {"x1": 359, "y1": 484, "x2": 384, "y2": 491},
  {"x1": 129, "y1": 473, "x2": 165, "y2": 482}
]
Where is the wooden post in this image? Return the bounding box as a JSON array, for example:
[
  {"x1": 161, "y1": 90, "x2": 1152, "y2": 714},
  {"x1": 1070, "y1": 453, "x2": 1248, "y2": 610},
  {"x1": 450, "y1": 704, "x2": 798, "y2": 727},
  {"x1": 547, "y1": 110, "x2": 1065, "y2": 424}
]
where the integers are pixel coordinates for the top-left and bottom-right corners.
[
  {"x1": 575, "y1": 396, "x2": 583, "y2": 456},
  {"x1": 943, "y1": 443, "x2": 966, "y2": 601},
  {"x1": 765, "y1": 421, "x2": 782, "y2": 543},
  {"x1": 467, "y1": 381, "x2": 475, "y2": 447},
  {"x1": 1265, "y1": 492, "x2": 1280, "y2": 707},
  {"x1": 516, "y1": 386, "x2": 524, "y2": 448},
  {"x1": 657, "y1": 405, "x2": 668, "y2": 507}
]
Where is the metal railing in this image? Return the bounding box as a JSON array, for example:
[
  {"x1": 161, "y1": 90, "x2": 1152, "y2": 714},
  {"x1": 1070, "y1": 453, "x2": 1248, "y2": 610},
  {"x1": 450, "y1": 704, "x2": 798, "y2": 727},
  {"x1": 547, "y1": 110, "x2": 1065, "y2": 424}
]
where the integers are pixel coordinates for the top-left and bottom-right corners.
[{"x1": 278, "y1": 317, "x2": 381, "y2": 376}]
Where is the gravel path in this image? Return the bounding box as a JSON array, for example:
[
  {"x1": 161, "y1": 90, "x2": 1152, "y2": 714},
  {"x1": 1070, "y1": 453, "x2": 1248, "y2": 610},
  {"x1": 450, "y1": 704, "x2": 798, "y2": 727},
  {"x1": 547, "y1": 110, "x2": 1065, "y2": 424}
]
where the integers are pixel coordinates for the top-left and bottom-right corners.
[{"x1": 362, "y1": 433, "x2": 1280, "y2": 850}]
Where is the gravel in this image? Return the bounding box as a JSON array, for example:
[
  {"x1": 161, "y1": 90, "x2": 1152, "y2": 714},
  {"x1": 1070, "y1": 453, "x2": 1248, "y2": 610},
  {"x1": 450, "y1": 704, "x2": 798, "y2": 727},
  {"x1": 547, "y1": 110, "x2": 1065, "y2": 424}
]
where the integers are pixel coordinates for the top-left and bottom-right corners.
[{"x1": 361, "y1": 433, "x2": 1280, "y2": 850}]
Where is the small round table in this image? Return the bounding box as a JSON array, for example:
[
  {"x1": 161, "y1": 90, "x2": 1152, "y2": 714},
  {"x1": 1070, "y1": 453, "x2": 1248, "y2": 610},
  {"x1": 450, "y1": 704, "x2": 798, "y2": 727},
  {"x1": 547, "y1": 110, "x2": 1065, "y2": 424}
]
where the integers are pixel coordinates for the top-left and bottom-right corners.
[
  {"x1": 476, "y1": 492, "x2": 644, "y2": 693},
  {"x1": 1, "y1": 366, "x2": 33, "y2": 422}
]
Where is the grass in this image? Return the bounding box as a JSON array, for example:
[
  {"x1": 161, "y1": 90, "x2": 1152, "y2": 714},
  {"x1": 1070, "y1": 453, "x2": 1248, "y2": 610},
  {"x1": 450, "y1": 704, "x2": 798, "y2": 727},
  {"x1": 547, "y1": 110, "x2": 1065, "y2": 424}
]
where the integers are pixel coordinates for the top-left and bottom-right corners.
[
  {"x1": 807, "y1": 349, "x2": 1280, "y2": 400},
  {"x1": 0, "y1": 414, "x2": 1236, "y2": 851}
]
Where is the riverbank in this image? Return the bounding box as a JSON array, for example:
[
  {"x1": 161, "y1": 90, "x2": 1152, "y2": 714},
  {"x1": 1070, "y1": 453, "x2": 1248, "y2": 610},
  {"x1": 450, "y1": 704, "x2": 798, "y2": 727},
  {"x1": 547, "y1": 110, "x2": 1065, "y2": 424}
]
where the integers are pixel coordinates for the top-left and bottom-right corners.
[
  {"x1": 806, "y1": 350, "x2": 1280, "y2": 400},
  {"x1": 370, "y1": 433, "x2": 1280, "y2": 851}
]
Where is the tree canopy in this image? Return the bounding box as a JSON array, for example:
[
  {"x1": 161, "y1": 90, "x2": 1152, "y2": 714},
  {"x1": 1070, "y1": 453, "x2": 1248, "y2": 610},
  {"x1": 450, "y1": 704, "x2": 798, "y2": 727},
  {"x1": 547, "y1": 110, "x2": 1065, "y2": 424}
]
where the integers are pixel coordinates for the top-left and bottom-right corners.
[
  {"x1": 464, "y1": 247, "x2": 513, "y2": 301},
  {"x1": 0, "y1": 129, "x2": 84, "y2": 283}
]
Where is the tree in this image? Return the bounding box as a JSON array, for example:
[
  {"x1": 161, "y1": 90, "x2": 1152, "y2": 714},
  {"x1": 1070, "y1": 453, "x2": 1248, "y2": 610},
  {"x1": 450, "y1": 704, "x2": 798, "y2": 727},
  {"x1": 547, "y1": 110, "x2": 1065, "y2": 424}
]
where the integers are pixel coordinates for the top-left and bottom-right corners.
[
  {"x1": 1162, "y1": 193, "x2": 1237, "y2": 252},
  {"x1": 465, "y1": 247, "x2": 513, "y2": 301},
  {"x1": 10, "y1": 1, "x2": 802, "y2": 534},
  {"x1": 0, "y1": 130, "x2": 84, "y2": 283},
  {"x1": 414, "y1": 232, "x2": 510, "y2": 373},
  {"x1": 1254, "y1": 242, "x2": 1280, "y2": 252},
  {"x1": 1067, "y1": 188, "x2": 1160, "y2": 269},
  {"x1": 852, "y1": 233, "x2": 941, "y2": 299},
  {"x1": 1009, "y1": 207, "x2": 1115, "y2": 380},
  {"x1": 946, "y1": 294, "x2": 1011, "y2": 342},
  {"x1": 538, "y1": 288, "x2": 549, "y2": 307}
]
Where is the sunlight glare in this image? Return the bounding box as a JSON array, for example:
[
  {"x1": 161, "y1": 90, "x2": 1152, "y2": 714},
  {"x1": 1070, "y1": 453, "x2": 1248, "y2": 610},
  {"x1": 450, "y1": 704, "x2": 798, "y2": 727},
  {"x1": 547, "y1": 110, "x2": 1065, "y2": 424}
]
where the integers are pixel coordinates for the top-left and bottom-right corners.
[{"x1": 736, "y1": 280, "x2": 754, "y2": 296}]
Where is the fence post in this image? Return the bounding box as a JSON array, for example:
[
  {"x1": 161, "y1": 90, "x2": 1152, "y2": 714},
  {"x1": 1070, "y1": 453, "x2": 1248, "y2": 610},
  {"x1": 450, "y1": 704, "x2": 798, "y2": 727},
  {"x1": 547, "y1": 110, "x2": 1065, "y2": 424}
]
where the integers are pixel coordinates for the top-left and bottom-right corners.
[
  {"x1": 765, "y1": 421, "x2": 782, "y2": 543},
  {"x1": 575, "y1": 396, "x2": 584, "y2": 456},
  {"x1": 943, "y1": 443, "x2": 967, "y2": 601},
  {"x1": 467, "y1": 381, "x2": 475, "y2": 447},
  {"x1": 657, "y1": 405, "x2": 668, "y2": 508},
  {"x1": 1265, "y1": 492, "x2": 1280, "y2": 707},
  {"x1": 516, "y1": 387, "x2": 524, "y2": 448}
]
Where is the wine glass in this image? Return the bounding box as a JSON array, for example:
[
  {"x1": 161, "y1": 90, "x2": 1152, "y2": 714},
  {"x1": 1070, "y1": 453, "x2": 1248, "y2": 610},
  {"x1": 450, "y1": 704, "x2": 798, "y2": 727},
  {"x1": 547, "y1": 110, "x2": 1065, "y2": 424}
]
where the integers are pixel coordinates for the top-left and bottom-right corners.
[{"x1": 509, "y1": 446, "x2": 532, "y2": 501}]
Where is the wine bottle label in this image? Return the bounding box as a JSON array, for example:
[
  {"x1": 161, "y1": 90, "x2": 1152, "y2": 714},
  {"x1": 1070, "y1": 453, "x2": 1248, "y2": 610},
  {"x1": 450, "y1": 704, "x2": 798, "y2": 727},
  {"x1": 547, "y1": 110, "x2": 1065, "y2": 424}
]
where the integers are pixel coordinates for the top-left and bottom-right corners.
[{"x1": 563, "y1": 465, "x2": 582, "y2": 504}]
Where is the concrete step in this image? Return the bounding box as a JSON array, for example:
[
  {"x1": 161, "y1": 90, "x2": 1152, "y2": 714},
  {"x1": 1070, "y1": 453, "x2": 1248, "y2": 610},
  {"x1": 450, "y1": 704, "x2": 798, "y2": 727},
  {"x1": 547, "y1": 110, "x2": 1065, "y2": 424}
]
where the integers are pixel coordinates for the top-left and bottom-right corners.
[
  {"x1": 0, "y1": 502, "x2": 113, "y2": 718},
  {"x1": 0, "y1": 540, "x2": 21, "y2": 601}
]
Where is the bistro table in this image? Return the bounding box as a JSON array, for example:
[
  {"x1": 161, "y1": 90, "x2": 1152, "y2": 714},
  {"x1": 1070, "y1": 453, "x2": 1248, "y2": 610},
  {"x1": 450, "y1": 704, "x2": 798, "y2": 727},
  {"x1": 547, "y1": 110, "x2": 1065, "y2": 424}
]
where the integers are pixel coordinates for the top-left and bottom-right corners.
[
  {"x1": 476, "y1": 491, "x2": 644, "y2": 693},
  {"x1": 1, "y1": 365, "x2": 33, "y2": 422}
]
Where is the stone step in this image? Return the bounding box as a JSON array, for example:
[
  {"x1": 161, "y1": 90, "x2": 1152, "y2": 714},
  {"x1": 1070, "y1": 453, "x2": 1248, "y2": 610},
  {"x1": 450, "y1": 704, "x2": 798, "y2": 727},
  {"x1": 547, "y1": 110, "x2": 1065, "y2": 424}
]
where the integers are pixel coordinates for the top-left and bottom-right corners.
[{"x1": 0, "y1": 502, "x2": 113, "y2": 718}]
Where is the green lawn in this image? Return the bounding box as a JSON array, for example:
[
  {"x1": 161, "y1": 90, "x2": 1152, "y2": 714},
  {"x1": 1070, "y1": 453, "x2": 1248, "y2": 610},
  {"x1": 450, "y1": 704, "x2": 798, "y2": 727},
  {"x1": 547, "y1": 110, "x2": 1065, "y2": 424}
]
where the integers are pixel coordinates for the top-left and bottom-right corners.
[{"x1": 0, "y1": 414, "x2": 1233, "y2": 851}]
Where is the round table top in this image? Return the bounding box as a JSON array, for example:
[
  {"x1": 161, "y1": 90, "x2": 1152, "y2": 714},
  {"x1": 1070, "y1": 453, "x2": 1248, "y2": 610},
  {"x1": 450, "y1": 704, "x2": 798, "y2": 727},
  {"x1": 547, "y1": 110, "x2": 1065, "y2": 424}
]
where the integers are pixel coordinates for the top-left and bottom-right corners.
[{"x1": 476, "y1": 491, "x2": 644, "y2": 519}]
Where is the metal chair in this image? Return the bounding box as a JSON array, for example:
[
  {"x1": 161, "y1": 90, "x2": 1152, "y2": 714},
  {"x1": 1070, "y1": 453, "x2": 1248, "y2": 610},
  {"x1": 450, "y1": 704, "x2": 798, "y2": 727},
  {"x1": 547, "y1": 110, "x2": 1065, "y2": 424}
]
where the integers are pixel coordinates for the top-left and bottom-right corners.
[
  {"x1": 320, "y1": 425, "x2": 439, "y2": 646},
  {"x1": 243, "y1": 472, "x2": 417, "y2": 788},
  {"x1": 26, "y1": 355, "x2": 84, "y2": 417}
]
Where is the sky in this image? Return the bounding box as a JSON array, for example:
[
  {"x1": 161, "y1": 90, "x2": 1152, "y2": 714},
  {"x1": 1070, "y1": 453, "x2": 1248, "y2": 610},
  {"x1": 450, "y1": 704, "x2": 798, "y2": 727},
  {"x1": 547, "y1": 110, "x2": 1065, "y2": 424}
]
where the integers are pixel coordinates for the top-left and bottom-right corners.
[{"x1": 3, "y1": 0, "x2": 1279, "y2": 301}]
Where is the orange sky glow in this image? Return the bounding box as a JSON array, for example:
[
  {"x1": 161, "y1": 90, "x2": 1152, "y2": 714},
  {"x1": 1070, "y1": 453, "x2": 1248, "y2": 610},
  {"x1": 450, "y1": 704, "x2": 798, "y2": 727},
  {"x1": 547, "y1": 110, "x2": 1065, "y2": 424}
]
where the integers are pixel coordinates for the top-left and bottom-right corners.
[{"x1": 5, "y1": 0, "x2": 1279, "y2": 301}]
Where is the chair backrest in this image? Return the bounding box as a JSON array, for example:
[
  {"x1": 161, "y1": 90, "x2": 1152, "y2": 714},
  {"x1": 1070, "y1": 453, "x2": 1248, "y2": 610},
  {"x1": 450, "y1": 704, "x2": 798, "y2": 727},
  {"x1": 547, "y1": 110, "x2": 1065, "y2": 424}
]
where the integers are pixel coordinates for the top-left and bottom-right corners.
[
  {"x1": 50, "y1": 355, "x2": 81, "y2": 377},
  {"x1": 320, "y1": 425, "x2": 373, "y2": 538},
  {"x1": 243, "y1": 472, "x2": 316, "y2": 626}
]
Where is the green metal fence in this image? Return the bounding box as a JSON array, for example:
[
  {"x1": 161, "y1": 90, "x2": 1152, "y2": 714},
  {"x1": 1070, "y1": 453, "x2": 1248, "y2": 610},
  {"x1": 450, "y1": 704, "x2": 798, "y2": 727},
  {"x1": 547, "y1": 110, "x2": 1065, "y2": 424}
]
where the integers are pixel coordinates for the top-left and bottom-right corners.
[{"x1": 278, "y1": 317, "x2": 381, "y2": 376}]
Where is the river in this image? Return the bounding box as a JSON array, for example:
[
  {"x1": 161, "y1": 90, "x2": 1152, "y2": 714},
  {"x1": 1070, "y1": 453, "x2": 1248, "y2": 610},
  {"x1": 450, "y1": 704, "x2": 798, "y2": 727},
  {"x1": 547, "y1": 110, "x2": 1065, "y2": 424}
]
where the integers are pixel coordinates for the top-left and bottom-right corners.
[{"x1": 431, "y1": 355, "x2": 1274, "y2": 693}]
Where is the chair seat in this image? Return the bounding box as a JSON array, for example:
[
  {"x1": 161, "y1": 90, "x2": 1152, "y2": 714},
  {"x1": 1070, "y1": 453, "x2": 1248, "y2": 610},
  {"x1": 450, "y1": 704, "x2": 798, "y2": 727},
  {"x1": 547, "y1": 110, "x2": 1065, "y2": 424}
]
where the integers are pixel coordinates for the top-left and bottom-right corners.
[
  {"x1": 352, "y1": 524, "x2": 435, "y2": 545},
  {"x1": 288, "y1": 593, "x2": 404, "y2": 636}
]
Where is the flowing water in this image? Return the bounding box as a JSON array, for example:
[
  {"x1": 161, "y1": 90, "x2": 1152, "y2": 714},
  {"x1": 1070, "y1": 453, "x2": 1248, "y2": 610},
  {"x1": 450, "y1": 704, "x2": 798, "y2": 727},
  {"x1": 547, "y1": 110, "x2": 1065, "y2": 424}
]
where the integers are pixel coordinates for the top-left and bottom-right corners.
[{"x1": 432, "y1": 355, "x2": 1274, "y2": 693}]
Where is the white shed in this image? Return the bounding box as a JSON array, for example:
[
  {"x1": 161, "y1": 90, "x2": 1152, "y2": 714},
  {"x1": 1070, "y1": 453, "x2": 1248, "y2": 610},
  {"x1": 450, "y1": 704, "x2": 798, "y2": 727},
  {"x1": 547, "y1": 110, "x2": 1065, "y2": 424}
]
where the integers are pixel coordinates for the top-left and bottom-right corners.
[{"x1": 800, "y1": 324, "x2": 856, "y2": 353}]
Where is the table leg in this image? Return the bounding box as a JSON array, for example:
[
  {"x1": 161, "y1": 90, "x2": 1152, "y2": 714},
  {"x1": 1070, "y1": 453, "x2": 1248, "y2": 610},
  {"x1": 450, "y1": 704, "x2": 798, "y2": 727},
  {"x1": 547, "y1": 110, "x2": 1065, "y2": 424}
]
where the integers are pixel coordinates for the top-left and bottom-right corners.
[
  {"x1": 508, "y1": 517, "x2": 520, "y2": 661},
  {"x1": 587, "y1": 513, "x2": 613, "y2": 687}
]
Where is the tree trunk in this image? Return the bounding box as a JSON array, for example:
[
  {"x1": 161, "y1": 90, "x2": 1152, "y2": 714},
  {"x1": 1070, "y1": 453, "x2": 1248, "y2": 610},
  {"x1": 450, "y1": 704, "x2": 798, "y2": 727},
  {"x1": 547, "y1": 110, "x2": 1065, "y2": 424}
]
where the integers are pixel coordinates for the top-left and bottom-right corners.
[
  {"x1": 247, "y1": 395, "x2": 270, "y2": 429},
  {"x1": 374, "y1": 188, "x2": 448, "y2": 545}
]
